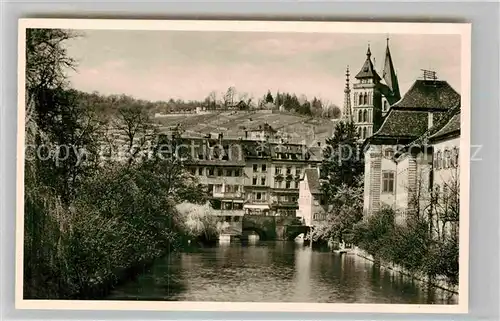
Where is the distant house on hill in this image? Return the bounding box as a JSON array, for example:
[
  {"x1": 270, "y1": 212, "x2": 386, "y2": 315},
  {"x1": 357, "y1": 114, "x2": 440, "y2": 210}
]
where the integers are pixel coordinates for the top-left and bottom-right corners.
[{"x1": 245, "y1": 123, "x2": 279, "y2": 141}]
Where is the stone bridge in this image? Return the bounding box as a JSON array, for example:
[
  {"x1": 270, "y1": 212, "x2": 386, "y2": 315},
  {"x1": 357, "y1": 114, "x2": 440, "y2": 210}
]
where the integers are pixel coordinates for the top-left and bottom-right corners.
[{"x1": 241, "y1": 215, "x2": 309, "y2": 241}]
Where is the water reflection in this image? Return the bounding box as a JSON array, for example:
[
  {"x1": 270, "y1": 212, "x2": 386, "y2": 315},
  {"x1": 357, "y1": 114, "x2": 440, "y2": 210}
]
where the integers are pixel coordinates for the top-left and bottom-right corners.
[{"x1": 107, "y1": 241, "x2": 457, "y2": 304}]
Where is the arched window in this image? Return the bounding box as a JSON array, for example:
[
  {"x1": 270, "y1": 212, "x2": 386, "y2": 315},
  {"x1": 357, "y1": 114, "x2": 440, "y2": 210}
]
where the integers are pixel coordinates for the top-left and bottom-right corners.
[
  {"x1": 383, "y1": 101, "x2": 389, "y2": 112},
  {"x1": 362, "y1": 127, "x2": 367, "y2": 139},
  {"x1": 363, "y1": 93, "x2": 368, "y2": 105},
  {"x1": 363, "y1": 110, "x2": 368, "y2": 123},
  {"x1": 358, "y1": 93, "x2": 363, "y2": 106},
  {"x1": 358, "y1": 127, "x2": 362, "y2": 138},
  {"x1": 358, "y1": 110, "x2": 363, "y2": 122}
]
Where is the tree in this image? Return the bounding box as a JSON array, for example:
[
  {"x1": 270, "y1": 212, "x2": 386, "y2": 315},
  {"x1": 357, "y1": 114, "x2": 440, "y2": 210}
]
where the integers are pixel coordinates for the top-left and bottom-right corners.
[
  {"x1": 206, "y1": 91, "x2": 217, "y2": 110},
  {"x1": 311, "y1": 97, "x2": 323, "y2": 117},
  {"x1": 321, "y1": 120, "x2": 364, "y2": 202},
  {"x1": 114, "y1": 104, "x2": 157, "y2": 164},
  {"x1": 175, "y1": 202, "x2": 229, "y2": 242},
  {"x1": 330, "y1": 105, "x2": 342, "y2": 119},
  {"x1": 313, "y1": 182, "x2": 364, "y2": 244},
  {"x1": 265, "y1": 90, "x2": 274, "y2": 103},
  {"x1": 25, "y1": 29, "x2": 79, "y2": 127},
  {"x1": 223, "y1": 86, "x2": 236, "y2": 107}
]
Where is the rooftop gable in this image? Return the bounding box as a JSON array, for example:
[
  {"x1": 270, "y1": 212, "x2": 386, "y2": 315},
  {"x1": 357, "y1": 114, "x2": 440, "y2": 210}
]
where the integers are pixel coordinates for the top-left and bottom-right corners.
[
  {"x1": 373, "y1": 109, "x2": 429, "y2": 139},
  {"x1": 355, "y1": 46, "x2": 381, "y2": 81},
  {"x1": 429, "y1": 111, "x2": 461, "y2": 142},
  {"x1": 391, "y1": 79, "x2": 460, "y2": 110}
]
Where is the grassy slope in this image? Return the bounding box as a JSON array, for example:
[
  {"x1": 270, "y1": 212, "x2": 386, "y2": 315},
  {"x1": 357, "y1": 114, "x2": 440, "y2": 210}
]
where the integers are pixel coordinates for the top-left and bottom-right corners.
[{"x1": 154, "y1": 111, "x2": 335, "y2": 145}]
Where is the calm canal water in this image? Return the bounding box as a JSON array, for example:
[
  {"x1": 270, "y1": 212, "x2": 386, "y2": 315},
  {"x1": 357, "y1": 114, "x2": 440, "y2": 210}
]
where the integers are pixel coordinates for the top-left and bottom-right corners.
[{"x1": 107, "y1": 241, "x2": 457, "y2": 304}]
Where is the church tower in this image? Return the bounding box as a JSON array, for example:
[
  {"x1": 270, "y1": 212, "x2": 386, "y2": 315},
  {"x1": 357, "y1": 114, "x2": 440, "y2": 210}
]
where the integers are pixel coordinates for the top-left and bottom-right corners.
[
  {"x1": 353, "y1": 45, "x2": 383, "y2": 141},
  {"x1": 342, "y1": 65, "x2": 353, "y2": 122}
]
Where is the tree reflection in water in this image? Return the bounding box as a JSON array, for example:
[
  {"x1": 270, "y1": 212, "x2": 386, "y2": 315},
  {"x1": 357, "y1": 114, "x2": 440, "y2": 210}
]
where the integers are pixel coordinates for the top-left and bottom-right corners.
[{"x1": 107, "y1": 241, "x2": 458, "y2": 304}]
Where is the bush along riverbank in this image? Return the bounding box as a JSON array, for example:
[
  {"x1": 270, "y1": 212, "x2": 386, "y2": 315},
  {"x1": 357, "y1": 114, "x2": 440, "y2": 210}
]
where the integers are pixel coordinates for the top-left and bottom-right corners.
[
  {"x1": 23, "y1": 29, "x2": 218, "y2": 299},
  {"x1": 352, "y1": 208, "x2": 459, "y2": 294},
  {"x1": 24, "y1": 156, "x2": 213, "y2": 299}
]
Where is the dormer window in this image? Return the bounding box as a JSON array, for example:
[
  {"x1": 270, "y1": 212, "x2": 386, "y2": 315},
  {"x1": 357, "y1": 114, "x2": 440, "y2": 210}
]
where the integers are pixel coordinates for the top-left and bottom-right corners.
[{"x1": 384, "y1": 148, "x2": 394, "y2": 158}]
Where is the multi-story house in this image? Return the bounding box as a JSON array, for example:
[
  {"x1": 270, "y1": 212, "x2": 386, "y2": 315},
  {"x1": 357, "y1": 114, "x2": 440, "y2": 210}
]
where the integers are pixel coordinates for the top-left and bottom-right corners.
[
  {"x1": 297, "y1": 168, "x2": 329, "y2": 226},
  {"x1": 242, "y1": 123, "x2": 322, "y2": 217},
  {"x1": 181, "y1": 122, "x2": 323, "y2": 220},
  {"x1": 183, "y1": 135, "x2": 246, "y2": 224},
  {"x1": 362, "y1": 76, "x2": 460, "y2": 216}
]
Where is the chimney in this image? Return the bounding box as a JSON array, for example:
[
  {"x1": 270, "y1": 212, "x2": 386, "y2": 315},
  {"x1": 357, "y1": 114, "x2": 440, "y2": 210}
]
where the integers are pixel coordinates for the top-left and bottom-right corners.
[{"x1": 428, "y1": 112, "x2": 434, "y2": 129}]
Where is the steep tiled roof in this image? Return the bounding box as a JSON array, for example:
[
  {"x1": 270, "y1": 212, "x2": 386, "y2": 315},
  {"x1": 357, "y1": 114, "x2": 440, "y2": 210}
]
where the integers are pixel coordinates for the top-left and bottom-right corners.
[
  {"x1": 376, "y1": 83, "x2": 400, "y2": 105},
  {"x1": 382, "y1": 43, "x2": 401, "y2": 100},
  {"x1": 395, "y1": 104, "x2": 460, "y2": 155},
  {"x1": 373, "y1": 109, "x2": 429, "y2": 138},
  {"x1": 355, "y1": 47, "x2": 381, "y2": 81},
  {"x1": 304, "y1": 169, "x2": 321, "y2": 194},
  {"x1": 429, "y1": 112, "x2": 461, "y2": 141},
  {"x1": 391, "y1": 79, "x2": 460, "y2": 109}
]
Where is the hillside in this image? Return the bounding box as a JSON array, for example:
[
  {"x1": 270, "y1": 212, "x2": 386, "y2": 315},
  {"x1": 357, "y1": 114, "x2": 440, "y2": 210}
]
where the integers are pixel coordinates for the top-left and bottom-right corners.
[{"x1": 154, "y1": 110, "x2": 336, "y2": 145}]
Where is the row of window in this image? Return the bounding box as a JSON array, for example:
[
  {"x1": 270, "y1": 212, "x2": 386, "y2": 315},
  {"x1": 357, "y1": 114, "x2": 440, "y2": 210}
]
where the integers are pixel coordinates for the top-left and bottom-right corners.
[
  {"x1": 357, "y1": 127, "x2": 372, "y2": 140},
  {"x1": 252, "y1": 176, "x2": 267, "y2": 186},
  {"x1": 212, "y1": 184, "x2": 243, "y2": 194},
  {"x1": 275, "y1": 166, "x2": 302, "y2": 176},
  {"x1": 253, "y1": 164, "x2": 267, "y2": 172},
  {"x1": 250, "y1": 192, "x2": 267, "y2": 201},
  {"x1": 278, "y1": 195, "x2": 297, "y2": 203},
  {"x1": 357, "y1": 109, "x2": 371, "y2": 123},
  {"x1": 354, "y1": 92, "x2": 371, "y2": 106},
  {"x1": 434, "y1": 147, "x2": 459, "y2": 170},
  {"x1": 190, "y1": 167, "x2": 242, "y2": 177},
  {"x1": 250, "y1": 176, "x2": 299, "y2": 188},
  {"x1": 275, "y1": 180, "x2": 298, "y2": 189}
]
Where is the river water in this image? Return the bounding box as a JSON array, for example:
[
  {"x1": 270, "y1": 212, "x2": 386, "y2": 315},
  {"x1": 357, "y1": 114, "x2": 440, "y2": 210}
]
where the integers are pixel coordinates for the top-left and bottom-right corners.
[{"x1": 107, "y1": 241, "x2": 457, "y2": 304}]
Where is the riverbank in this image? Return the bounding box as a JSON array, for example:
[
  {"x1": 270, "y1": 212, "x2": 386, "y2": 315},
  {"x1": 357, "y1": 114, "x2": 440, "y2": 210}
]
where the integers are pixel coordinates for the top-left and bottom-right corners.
[
  {"x1": 107, "y1": 240, "x2": 453, "y2": 304},
  {"x1": 353, "y1": 246, "x2": 458, "y2": 295}
]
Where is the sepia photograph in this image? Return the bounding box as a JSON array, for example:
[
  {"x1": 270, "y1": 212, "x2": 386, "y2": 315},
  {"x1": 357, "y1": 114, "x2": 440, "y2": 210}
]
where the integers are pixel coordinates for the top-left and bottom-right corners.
[{"x1": 16, "y1": 19, "x2": 470, "y2": 313}]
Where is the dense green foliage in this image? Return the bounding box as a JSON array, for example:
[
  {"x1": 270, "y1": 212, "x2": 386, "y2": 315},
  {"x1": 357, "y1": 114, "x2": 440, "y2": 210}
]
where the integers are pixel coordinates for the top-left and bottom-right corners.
[
  {"x1": 23, "y1": 29, "x2": 214, "y2": 299},
  {"x1": 353, "y1": 207, "x2": 459, "y2": 286},
  {"x1": 313, "y1": 120, "x2": 364, "y2": 244}
]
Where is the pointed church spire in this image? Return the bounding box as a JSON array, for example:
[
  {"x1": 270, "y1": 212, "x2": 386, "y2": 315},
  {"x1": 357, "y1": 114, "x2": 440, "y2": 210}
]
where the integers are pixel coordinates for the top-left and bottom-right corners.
[
  {"x1": 343, "y1": 65, "x2": 353, "y2": 122},
  {"x1": 382, "y1": 36, "x2": 401, "y2": 100}
]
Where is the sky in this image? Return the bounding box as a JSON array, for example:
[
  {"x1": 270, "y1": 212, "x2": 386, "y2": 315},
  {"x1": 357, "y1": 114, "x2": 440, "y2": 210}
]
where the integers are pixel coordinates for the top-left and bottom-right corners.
[{"x1": 65, "y1": 30, "x2": 461, "y2": 108}]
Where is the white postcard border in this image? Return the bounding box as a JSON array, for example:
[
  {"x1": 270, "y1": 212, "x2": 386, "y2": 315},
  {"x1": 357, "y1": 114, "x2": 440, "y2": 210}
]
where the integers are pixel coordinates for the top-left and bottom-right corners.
[{"x1": 15, "y1": 18, "x2": 471, "y2": 314}]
